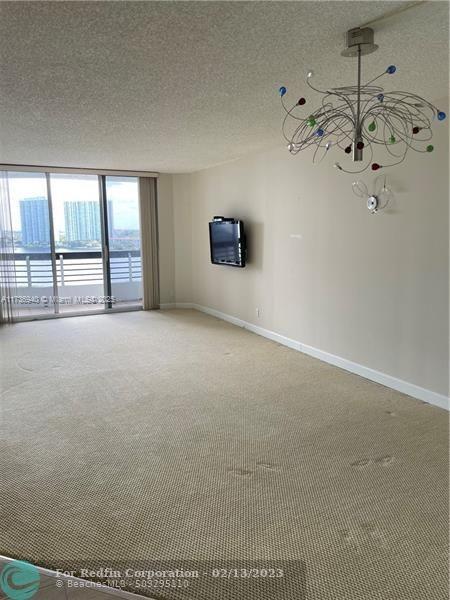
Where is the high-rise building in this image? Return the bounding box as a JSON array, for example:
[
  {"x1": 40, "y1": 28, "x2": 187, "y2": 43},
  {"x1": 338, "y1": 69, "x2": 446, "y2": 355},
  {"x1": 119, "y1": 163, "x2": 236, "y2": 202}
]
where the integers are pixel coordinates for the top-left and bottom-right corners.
[
  {"x1": 64, "y1": 201, "x2": 114, "y2": 243},
  {"x1": 64, "y1": 201, "x2": 98, "y2": 242},
  {"x1": 19, "y1": 197, "x2": 50, "y2": 246}
]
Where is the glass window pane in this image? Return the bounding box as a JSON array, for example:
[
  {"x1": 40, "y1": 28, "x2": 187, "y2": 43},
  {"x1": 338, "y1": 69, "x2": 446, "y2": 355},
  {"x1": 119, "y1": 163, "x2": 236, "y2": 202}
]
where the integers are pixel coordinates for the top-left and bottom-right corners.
[
  {"x1": 49, "y1": 174, "x2": 105, "y2": 314},
  {"x1": 7, "y1": 172, "x2": 54, "y2": 317},
  {"x1": 105, "y1": 176, "x2": 142, "y2": 308}
]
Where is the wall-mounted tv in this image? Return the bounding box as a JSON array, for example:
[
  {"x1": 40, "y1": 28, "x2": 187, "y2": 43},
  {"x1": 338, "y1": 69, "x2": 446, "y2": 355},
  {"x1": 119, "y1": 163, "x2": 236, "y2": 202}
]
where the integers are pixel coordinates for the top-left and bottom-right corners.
[{"x1": 209, "y1": 217, "x2": 246, "y2": 268}]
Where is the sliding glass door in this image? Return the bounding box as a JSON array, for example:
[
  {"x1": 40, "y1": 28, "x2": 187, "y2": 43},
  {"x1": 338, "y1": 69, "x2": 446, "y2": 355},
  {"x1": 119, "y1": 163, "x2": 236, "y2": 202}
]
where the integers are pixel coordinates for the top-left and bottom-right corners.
[
  {"x1": 49, "y1": 174, "x2": 105, "y2": 314},
  {"x1": 3, "y1": 171, "x2": 143, "y2": 318}
]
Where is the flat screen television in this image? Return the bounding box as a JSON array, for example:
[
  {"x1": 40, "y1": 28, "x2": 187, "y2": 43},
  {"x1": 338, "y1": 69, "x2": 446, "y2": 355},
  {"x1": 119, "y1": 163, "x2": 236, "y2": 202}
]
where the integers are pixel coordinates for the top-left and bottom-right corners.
[{"x1": 209, "y1": 217, "x2": 246, "y2": 268}]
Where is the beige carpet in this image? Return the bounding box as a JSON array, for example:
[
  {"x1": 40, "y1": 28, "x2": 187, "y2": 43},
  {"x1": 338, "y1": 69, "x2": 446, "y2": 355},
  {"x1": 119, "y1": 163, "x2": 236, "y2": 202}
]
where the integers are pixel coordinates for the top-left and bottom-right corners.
[{"x1": 0, "y1": 309, "x2": 448, "y2": 600}]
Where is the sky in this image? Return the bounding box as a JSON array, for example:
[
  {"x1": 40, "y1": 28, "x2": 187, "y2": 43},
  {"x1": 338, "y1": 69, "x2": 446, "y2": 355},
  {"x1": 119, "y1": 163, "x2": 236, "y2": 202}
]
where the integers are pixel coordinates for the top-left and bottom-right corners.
[{"x1": 7, "y1": 173, "x2": 140, "y2": 240}]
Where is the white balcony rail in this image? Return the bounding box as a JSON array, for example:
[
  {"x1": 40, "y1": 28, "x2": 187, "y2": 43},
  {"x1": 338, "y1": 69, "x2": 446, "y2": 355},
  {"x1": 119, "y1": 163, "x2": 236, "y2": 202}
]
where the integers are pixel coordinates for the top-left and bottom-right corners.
[{"x1": 9, "y1": 251, "x2": 142, "y2": 288}]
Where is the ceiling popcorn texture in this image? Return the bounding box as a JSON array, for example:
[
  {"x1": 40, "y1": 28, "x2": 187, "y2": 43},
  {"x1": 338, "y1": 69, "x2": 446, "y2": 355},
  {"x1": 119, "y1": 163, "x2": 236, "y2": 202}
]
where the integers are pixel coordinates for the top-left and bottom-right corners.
[{"x1": 0, "y1": 1, "x2": 448, "y2": 173}]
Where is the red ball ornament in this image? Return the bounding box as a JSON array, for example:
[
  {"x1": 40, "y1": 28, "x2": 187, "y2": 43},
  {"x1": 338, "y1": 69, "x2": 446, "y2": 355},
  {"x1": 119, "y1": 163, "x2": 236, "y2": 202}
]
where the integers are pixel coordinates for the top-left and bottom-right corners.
[
  {"x1": 356, "y1": 141, "x2": 364, "y2": 150},
  {"x1": 371, "y1": 163, "x2": 381, "y2": 171},
  {"x1": 344, "y1": 146, "x2": 352, "y2": 154},
  {"x1": 412, "y1": 126, "x2": 420, "y2": 134},
  {"x1": 298, "y1": 97, "x2": 306, "y2": 106}
]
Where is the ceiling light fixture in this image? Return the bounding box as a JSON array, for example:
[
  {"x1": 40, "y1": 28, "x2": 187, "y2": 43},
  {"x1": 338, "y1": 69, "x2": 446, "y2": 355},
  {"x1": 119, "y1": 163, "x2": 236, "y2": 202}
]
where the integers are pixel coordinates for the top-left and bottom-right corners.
[{"x1": 279, "y1": 27, "x2": 446, "y2": 173}]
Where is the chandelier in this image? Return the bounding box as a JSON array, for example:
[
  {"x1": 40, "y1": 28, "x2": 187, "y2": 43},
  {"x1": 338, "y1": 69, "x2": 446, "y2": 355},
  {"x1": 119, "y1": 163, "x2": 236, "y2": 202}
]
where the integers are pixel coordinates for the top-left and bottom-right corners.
[{"x1": 279, "y1": 27, "x2": 446, "y2": 173}]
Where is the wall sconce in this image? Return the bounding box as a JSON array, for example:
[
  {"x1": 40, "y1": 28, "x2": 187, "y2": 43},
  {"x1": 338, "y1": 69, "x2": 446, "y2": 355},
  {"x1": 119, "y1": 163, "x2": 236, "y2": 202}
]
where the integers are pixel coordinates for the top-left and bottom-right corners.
[{"x1": 352, "y1": 176, "x2": 393, "y2": 214}]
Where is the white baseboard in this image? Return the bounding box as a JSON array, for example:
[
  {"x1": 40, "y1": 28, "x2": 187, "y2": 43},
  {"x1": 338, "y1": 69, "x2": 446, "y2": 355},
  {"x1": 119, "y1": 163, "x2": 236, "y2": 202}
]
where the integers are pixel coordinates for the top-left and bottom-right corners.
[
  {"x1": 159, "y1": 302, "x2": 192, "y2": 310},
  {"x1": 159, "y1": 302, "x2": 449, "y2": 411}
]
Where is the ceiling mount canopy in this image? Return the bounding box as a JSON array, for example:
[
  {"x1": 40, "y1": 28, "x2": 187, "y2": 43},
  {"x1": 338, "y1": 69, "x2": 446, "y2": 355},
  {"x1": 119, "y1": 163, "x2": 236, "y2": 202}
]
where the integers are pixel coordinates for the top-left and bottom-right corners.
[
  {"x1": 279, "y1": 27, "x2": 446, "y2": 174},
  {"x1": 340, "y1": 26, "x2": 378, "y2": 57}
]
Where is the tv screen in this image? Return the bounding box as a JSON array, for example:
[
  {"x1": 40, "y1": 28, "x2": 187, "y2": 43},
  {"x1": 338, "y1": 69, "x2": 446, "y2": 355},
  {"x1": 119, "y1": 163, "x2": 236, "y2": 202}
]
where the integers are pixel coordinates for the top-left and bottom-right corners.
[{"x1": 209, "y1": 218, "x2": 246, "y2": 267}]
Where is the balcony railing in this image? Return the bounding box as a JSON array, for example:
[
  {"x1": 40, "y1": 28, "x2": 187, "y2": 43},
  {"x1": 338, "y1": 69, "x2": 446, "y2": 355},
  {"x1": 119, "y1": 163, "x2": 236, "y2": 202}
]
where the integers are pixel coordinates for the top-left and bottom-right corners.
[{"x1": 6, "y1": 251, "x2": 142, "y2": 288}]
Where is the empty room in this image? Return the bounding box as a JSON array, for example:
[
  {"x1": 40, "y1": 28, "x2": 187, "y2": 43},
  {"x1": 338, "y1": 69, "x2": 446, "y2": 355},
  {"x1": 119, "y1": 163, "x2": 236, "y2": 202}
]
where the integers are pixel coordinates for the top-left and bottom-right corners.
[{"x1": 0, "y1": 2, "x2": 448, "y2": 600}]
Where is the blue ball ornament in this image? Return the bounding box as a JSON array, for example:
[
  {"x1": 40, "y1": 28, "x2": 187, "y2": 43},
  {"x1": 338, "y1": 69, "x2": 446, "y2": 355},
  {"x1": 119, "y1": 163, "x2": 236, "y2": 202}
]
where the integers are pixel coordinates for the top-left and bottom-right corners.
[
  {"x1": 386, "y1": 65, "x2": 396, "y2": 74},
  {"x1": 437, "y1": 111, "x2": 446, "y2": 121},
  {"x1": 316, "y1": 128, "x2": 324, "y2": 137},
  {"x1": 279, "y1": 86, "x2": 287, "y2": 97},
  {"x1": 377, "y1": 93, "x2": 384, "y2": 102}
]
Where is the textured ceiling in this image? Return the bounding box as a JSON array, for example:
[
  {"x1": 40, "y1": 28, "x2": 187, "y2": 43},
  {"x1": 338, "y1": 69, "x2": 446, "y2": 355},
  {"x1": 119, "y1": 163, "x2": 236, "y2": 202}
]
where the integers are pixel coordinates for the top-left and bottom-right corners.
[{"x1": 0, "y1": 1, "x2": 448, "y2": 173}]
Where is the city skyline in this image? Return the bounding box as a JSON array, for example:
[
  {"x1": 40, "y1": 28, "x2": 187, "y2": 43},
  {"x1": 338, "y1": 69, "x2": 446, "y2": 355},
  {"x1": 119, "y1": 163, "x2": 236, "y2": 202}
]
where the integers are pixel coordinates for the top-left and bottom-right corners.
[
  {"x1": 8, "y1": 174, "x2": 140, "y2": 237},
  {"x1": 18, "y1": 197, "x2": 127, "y2": 247}
]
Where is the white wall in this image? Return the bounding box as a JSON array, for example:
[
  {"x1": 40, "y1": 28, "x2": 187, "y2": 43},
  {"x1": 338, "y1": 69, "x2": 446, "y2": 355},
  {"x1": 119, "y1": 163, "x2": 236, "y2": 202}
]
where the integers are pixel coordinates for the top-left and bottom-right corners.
[{"x1": 169, "y1": 119, "x2": 449, "y2": 399}]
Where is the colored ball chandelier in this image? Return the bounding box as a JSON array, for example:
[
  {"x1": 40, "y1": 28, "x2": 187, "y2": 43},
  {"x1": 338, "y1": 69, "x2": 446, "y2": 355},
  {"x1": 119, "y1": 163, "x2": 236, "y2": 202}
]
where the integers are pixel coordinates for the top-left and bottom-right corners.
[{"x1": 279, "y1": 27, "x2": 446, "y2": 173}]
